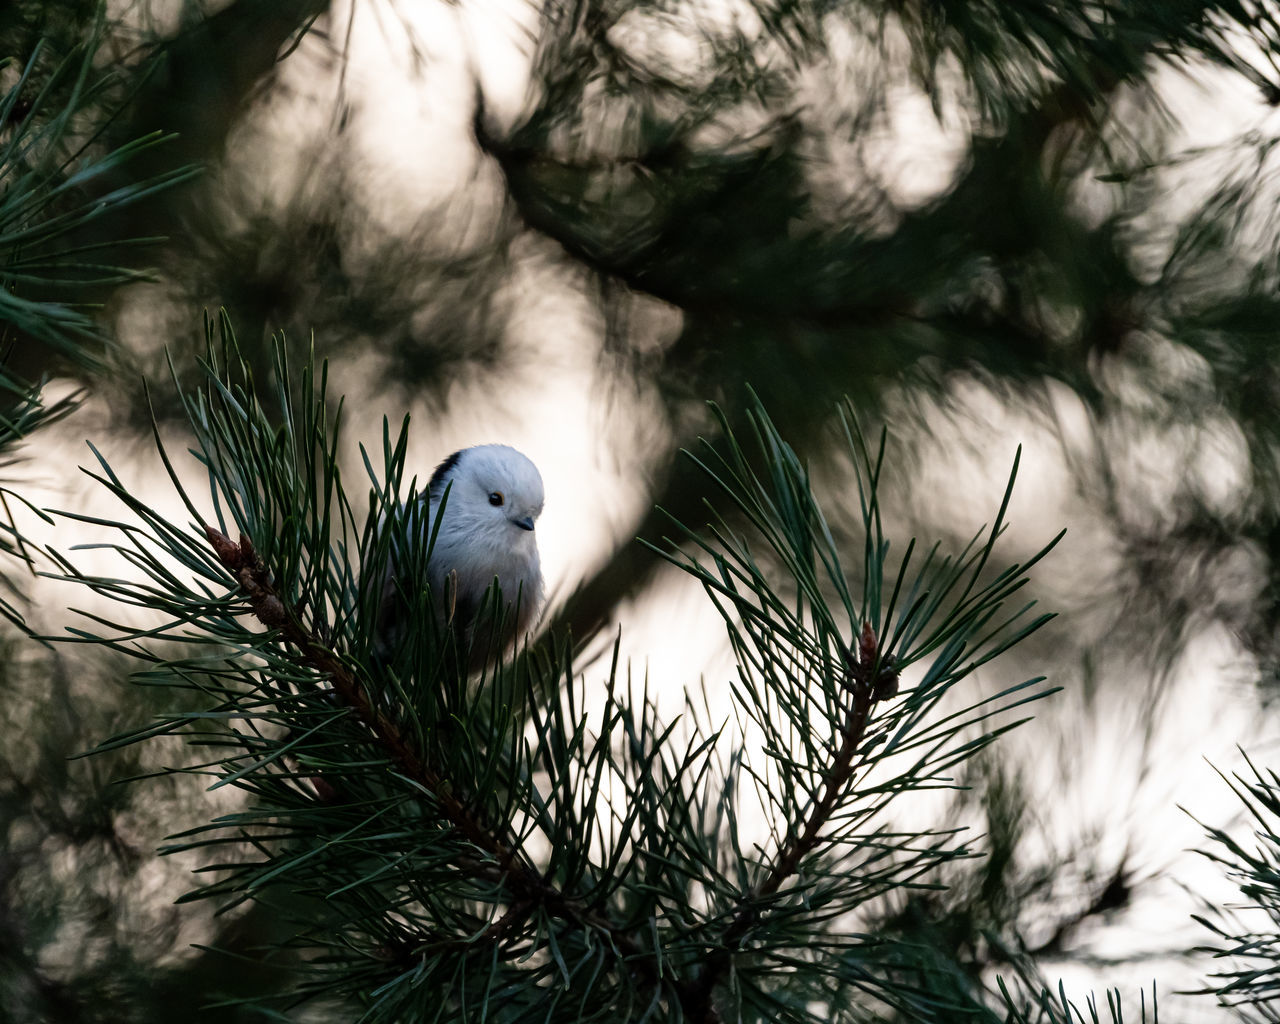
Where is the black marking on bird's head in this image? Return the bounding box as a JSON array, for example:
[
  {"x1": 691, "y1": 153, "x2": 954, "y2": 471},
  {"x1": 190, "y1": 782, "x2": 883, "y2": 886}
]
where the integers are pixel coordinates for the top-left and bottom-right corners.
[{"x1": 428, "y1": 450, "x2": 465, "y2": 500}]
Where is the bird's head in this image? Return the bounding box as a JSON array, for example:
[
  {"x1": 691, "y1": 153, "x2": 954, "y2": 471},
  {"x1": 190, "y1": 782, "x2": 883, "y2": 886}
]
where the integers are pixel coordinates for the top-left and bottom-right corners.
[{"x1": 428, "y1": 444, "x2": 545, "y2": 543}]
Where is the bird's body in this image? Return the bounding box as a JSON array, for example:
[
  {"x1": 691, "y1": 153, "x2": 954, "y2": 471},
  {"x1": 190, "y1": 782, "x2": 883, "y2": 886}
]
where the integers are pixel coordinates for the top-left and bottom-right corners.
[
  {"x1": 374, "y1": 444, "x2": 545, "y2": 667},
  {"x1": 421, "y1": 445, "x2": 545, "y2": 639}
]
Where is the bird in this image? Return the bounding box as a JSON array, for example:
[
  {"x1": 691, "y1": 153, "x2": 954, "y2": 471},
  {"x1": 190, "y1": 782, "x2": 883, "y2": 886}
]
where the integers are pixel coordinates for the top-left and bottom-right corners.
[{"x1": 373, "y1": 444, "x2": 545, "y2": 668}]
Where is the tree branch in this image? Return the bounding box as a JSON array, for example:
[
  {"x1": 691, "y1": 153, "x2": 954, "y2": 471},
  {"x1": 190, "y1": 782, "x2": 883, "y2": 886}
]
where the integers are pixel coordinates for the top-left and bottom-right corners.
[
  {"x1": 204, "y1": 525, "x2": 695, "y2": 1009},
  {"x1": 681, "y1": 622, "x2": 897, "y2": 1023}
]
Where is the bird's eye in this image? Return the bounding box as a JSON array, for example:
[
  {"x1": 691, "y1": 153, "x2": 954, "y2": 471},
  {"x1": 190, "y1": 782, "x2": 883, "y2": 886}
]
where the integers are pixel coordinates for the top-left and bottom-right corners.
[{"x1": 488, "y1": 491, "x2": 505, "y2": 507}]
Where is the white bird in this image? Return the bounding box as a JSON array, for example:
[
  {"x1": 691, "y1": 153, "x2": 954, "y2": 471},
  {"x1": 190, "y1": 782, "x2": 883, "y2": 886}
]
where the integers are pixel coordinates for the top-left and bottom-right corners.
[{"x1": 374, "y1": 444, "x2": 545, "y2": 667}]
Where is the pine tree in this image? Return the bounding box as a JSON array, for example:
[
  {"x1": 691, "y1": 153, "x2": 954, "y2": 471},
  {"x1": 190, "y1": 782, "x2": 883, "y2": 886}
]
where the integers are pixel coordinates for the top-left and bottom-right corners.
[
  {"x1": 23, "y1": 314, "x2": 1114, "y2": 1021},
  {"x1": 5, "y1": 2, "x2": 1280, "y2": 1021}
]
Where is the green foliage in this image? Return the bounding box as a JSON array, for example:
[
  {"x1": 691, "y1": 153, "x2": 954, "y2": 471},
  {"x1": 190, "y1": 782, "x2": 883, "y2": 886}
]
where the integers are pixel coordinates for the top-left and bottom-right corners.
[
  {"x1": 1191, "y1": 754, "x2": 1280, "y2": 1021},
  {"x1": 22, "y1": 314, "x2": 1082, "y2": 1021},
  {"x1": 0, "y1": 9, "x2": 194, "y2": 626},
  {"x1": 8, "y1": 2, "x2": 1280, "y2": 1020},
  {"x1": 998, "y1": 977, "x2": 1159, "y2": 1024},
  {"x1": 0, "y1": 15, "x2": 196, "y2": 370}
]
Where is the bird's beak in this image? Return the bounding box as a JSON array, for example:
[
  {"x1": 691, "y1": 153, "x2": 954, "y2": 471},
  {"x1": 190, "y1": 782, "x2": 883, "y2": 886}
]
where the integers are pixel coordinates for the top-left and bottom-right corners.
[{"x1": 513, "y1": 515, "x2": 535, "y2": 532}]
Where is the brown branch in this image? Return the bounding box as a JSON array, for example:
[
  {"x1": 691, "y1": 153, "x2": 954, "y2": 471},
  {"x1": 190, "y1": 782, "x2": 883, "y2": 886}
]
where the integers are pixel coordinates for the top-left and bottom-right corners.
[
  {"x1": 209, "y1": 527, "x2": 895, "y2": 1020},
  {"x1": 205, "y1": 526, "x2": 683, "y2": 1004},
  {"x1": 207, "y1": 525, "x2": 520, "y2": 873},
  {"x1": 681, "y1": 622, "x2": 898, "y2": 1023}
]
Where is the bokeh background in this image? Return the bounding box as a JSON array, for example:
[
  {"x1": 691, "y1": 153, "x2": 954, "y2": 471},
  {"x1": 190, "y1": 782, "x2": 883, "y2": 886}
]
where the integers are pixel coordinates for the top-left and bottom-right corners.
[{"x1": 4, "y1": 0, "x2": 1280, "y2": 1019}]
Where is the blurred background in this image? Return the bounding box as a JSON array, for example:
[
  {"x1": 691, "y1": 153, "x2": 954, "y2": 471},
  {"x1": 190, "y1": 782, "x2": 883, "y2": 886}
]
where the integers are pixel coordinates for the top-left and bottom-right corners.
[{"x1": 3, "y1": 0, "x2": 1280, "y2": 1019}]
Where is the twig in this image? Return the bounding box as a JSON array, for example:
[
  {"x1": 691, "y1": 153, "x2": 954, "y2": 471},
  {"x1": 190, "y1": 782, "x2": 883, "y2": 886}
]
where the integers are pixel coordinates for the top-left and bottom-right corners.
[
  {"x1": 206, "y1": 526, "x2": 521, "y2": 870},
  {"x1": 681, "y1": 622, "x2": 897, "y2": 1023},
  {"x1": 209, "y1": 528, "x2": 901, "y2": 1020},
  {"x1": 205, "y1": 527, "x2": 685, "y2": 1005}
]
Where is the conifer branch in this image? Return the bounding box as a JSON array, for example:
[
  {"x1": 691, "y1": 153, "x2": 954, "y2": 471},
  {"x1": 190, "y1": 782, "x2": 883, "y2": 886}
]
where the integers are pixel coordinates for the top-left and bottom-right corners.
[
  {"x1": 683, "y1": 622, "x2": 899, "y2": 1022},
  {"x1": 37, "y1": 331, "x2": 1066, "y2": 1019},
  {"x1": 757, "y1": 622, "x2": 899, "y2": 903},
  {"x1": 202, "y1": 523, "x2": 687, "y2": 1006},
  {"x1": 204, "y1": 525, "x2": 528, "y2": 873}
]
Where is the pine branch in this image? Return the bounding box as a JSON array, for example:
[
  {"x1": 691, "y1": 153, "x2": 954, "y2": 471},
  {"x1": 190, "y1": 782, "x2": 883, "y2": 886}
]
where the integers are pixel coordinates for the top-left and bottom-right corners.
[
  {"x1": 23, "y1": 326, "x2": 1076, "y2": 1020},
  {"x1": 201, "y1": 521, "x2": 696, "y2": 1013},
  {"x1": 205, "y1": 522, "x2": 547, "y2": 887},
  {"x1": 0, "y1": 17, "x2": 198, "y2": 371},
  {"x1": 682, "y1": 623, "x2": 898, "y2": 1022}
]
